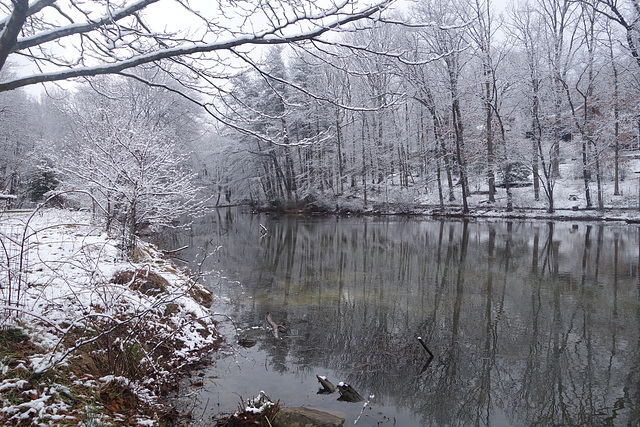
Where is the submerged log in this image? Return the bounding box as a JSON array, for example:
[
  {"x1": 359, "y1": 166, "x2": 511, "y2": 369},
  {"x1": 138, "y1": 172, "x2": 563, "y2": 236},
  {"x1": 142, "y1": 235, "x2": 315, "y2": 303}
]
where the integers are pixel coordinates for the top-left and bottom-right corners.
[
  {"x1": 274, "y1": 407, "x2": 345, "y2": 427},
  {"x1": 336, "y1": 382, "x2": 364, "y2": 402},
  {"x1": 267, "y1": 312, "x2": 286, "y2": 339},
  {"x1": 316, "y1": 375, "x2": 336, "y2": 394}
]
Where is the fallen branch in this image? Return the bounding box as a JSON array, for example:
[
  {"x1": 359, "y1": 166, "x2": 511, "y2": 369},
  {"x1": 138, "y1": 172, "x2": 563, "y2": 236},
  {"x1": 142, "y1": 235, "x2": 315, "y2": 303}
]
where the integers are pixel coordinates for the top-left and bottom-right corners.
[
  {"x1": 266, "y1": 313, "x2": 286, "y2": 339},
  {"x1": 162, "y1": 245, "x2": 189, "y2": 254}
]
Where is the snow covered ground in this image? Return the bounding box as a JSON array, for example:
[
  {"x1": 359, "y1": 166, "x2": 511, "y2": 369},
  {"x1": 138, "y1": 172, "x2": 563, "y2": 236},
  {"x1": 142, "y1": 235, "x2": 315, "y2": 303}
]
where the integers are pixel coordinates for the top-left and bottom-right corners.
[
  {"x1": 379, "y1": 155, "x2": 640, "y2": 221},
  {"x1": 0, "y1": 208, "x2": 219, "y2": 425}
]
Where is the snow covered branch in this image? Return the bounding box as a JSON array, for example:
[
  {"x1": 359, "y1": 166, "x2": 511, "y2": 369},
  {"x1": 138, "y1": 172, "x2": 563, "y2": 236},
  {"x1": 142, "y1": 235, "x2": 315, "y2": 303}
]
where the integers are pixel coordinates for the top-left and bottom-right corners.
[{"x1": 0, "y1": 0, "x2": 394, "y2": 92}]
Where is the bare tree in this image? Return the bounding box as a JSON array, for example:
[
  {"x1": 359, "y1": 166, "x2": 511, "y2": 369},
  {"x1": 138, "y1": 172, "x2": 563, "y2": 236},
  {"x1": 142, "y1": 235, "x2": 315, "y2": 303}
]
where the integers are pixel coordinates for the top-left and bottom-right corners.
[
  {"x1": 409, "y1": 0, "x2": 472, "y2": 213},
  {"x1": 57, "y1": 75, "x2": 204, "y2": 253},
  {"x1": 0, "y1": 0, "x2": 392, "y2": 93},
  {"x1": 508, "y1": 0, "x2": 579, "y2": 213},
  {"x1": 582, "y1": 0, "x2": 640, "y2": 69},
  {"x1": 606, "y1": 22, "x2": 623, "y2": 195},
  {"x1": 562, "y1": 0, "x2": 602, "y2": 209},
  {"x1": 468, "y1": 0, "x2": 499, "y2": 203},
  {"x1": 509, "y1": 1, "x2": 545, "y2": 202},
  {"x1": 401, "y1": 26, "x2": 455, "y2": 209},
  {"x1": 541, "y1": 0, "x2": 579, "y2": 179}
]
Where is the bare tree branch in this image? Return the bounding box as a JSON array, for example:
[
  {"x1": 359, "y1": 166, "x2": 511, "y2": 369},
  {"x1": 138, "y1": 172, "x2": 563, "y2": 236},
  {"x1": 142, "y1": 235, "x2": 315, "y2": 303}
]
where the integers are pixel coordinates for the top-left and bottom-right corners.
[{"x1": 0, "y1": 0, "x2": 394, "y2": 92}]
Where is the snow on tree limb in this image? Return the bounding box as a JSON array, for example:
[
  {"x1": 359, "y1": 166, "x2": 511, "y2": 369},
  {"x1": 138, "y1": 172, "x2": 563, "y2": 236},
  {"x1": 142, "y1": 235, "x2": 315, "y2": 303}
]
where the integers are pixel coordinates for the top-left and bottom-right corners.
[
  {"x1": 0, "y1": 0, "x2": 394, "y2": 92},
  {"x1": 0, "y1": 0, "x2": 29, "y2": 72},
  {"x1": 12, "y1": 0, "x2": 161, "y2": 52}
]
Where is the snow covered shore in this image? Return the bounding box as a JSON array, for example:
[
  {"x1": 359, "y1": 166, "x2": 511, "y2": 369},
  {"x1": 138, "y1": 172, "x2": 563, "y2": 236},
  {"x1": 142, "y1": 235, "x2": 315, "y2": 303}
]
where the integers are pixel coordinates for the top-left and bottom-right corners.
[
  {"x1": 0, "y1": 208, "x2": 219, "y2": 425},
  {"x1": 273, "y1": 162, "x2": 640, "y2": 222}
]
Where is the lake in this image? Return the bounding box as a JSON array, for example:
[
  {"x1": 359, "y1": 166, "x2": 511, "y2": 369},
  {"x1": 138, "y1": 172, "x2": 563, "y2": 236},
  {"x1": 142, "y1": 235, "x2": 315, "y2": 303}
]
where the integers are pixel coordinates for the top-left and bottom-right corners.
[{"x1": 159, "y1": 207, "x2": 640, "y2": 426}]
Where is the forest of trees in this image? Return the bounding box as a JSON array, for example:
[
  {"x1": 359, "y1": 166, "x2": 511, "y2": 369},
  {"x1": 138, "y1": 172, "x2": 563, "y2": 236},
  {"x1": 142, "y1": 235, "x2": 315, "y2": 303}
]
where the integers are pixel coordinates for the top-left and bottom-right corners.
[
  {"x1": 218, "y1": 0, "x2": 640, "y2": 215},
  {"x1": 1, "y1": 0, "x2": 640, "y2": 220}
]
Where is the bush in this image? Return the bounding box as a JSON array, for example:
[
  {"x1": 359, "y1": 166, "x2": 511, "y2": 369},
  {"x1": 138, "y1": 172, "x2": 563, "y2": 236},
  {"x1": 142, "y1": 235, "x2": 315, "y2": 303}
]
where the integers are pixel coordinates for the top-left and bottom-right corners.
[
  {"x1": 26, "y1": 164, "x2": 59, "y2": 202},
  {"x1": 499, "y1": 162, "x2": 531, "y2": 187}
]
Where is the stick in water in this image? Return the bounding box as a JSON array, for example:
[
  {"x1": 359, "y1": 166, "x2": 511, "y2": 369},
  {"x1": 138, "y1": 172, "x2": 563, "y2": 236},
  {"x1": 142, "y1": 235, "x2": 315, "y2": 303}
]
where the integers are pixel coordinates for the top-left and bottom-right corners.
[
  {"x1": 417, "y1": 336, "x2": 434, "y2": 358},
  {"x1": 266, "y1": 313, "x2": 286, "y2": 339},
  {"x1": 417, "y1": 336, "x2": 435, "y2": 376}
]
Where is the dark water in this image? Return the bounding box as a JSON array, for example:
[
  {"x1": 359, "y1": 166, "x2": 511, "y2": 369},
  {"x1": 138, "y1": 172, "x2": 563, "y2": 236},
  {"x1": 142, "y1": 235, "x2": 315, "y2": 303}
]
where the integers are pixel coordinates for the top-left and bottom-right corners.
[{"x1": 159, "y1": 207, "x2": 640, "y2": 426}]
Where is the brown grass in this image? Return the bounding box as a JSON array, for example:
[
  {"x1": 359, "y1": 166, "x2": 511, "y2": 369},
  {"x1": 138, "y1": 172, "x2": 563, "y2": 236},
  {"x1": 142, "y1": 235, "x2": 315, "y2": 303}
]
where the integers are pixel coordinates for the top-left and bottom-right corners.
[{"x1": 215, "y1": 396, "x2": 281, "y2": 427}]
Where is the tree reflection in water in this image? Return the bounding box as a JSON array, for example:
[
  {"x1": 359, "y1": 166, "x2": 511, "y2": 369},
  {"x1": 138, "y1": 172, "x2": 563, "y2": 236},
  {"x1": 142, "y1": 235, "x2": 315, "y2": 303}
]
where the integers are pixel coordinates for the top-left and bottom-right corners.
[{"x1": 158, "y1": 208, "x2": 640, "y2": 426}]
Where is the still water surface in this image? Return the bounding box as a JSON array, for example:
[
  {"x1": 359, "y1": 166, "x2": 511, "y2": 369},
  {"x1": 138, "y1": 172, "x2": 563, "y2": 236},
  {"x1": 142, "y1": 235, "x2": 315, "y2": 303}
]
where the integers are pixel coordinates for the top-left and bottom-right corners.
[{"x1": 160, "y1": 207, "x2": 640, "y2": 426}]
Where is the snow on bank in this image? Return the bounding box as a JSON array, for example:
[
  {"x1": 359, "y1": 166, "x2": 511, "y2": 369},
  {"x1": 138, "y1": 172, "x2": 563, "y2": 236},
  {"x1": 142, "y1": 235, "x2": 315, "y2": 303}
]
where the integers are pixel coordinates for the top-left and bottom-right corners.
[{"x1": 0, "y1": 208, "x2": 218, "y2": 425}]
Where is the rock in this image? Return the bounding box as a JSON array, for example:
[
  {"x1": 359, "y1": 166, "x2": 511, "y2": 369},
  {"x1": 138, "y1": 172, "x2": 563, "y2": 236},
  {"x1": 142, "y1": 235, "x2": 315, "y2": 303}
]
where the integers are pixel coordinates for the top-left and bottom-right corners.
[
  {"x1": 274, "y1": 407, "x2": 344, "y2": 427},
  {"x1": 237, "y1": 336, "x2": 257, "y2": 348},
  {"x1": 112, "y1": 269, "x2": 168, "y2": 295}
]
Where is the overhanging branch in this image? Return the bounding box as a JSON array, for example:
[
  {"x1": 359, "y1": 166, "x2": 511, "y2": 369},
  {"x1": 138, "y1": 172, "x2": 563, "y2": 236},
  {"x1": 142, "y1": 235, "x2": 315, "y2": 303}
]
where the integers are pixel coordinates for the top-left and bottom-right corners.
[{"x1": 0, "y1": 0, "x2": 393, "y2": 92}]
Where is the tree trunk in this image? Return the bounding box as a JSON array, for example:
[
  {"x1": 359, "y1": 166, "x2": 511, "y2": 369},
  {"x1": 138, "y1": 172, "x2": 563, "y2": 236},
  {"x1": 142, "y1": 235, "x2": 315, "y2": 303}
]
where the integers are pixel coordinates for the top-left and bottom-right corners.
[
  {"x1": 127, "y1": 202, "x2": 137, "y2": 256},
  {"x1": 595, "y1": 150, "x2": 604, "y2": 210},
  {"x1": 531, "y1": 79, "x2": 541, "y2": 201},
  {"x1": 537, "y1": 136, "x2": 555, "y2": 214},
  {"x1": 281, "y1": 119, "x2": 297, "y2": 202},
  {"x1": 361, "y1": 114, "x2": 368, "y2": 205},
  {"x1": 485, "y1": 71, "x2": 495, "y2": 203},
  {"x1": 610, "y1": 36, "x2": 621, "y2": 195},
  {"x1": 437, "y1": 160, "x2": 444, "y2": 210},
  {"x1": 0, "y1": 0, "x2": 29, "y2": 72},
  {"x1": 546, "y1": 180, "x2": 555, "y2": 213},
  {"x1": 336, "y1": 108, "x2": 345, "y2": 194},
  {"x1": 552, "y1": 76, "x2": 562, "y2": 178},
  {"x1": 452, "y1": 97, "x2": 469, "y2": 214},
  {"x1": 581, "y1": 136, "x2": 592, "y2": 208},
  {"x1": 504, "y1": 164, "x2": 513, "y2": 212}
]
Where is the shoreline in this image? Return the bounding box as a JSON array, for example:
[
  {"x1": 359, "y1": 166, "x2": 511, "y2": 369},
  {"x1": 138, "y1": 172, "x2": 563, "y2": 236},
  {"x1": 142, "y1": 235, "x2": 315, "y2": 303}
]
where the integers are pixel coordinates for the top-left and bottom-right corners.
[
  {"x1": 0, "y1": 208, "x2": 221, "y2": 426},
  {"x1": 249, "y1": 202, "x2": 640, "y2": 223}
]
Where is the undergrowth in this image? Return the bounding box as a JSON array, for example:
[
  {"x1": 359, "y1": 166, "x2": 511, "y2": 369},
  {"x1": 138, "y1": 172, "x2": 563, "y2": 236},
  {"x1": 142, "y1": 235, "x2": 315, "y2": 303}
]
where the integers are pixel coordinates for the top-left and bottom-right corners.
[{"x1": 0, "y1": 285, "x2": 219, "y2": 425}]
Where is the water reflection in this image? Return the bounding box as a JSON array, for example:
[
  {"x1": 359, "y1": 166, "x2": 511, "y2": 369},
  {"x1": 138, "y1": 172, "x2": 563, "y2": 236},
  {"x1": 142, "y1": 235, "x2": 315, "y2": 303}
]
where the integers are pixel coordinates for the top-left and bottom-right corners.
[{"x1": 158, "y1": 208, "x2": 640, "y2": 426}]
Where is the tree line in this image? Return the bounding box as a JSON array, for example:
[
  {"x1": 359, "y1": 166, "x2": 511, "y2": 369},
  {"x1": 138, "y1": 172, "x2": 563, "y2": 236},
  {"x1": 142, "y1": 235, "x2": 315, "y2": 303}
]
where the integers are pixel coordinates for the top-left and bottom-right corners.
[{"x1": 218, "y1": 0, "x2": 640, "y2": 214}]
